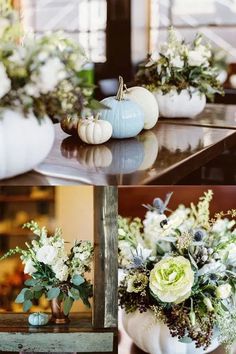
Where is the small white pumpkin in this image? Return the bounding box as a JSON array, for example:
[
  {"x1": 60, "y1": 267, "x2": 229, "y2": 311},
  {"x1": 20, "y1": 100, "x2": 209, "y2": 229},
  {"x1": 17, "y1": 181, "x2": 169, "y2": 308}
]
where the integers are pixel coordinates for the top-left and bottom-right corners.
[
  {"x1": 78, "y1": 114, "x2": 113, "y2": 145},
  {"x1": 28, "y1": 312, "x2": 49, "y2": 326},
  {"x1": 124, "y1": 86, "x2": 159, "y2": 130}
]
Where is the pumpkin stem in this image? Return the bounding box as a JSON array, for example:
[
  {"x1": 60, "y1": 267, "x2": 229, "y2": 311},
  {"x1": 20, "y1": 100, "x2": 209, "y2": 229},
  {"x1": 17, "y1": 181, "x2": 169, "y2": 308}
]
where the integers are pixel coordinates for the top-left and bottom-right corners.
[
  {"x1": 94, "y1": 113, "x2": 100, "y2": 122},
  {"x1": 116, "y1": 76, "x2": 124, "y2": 101}
]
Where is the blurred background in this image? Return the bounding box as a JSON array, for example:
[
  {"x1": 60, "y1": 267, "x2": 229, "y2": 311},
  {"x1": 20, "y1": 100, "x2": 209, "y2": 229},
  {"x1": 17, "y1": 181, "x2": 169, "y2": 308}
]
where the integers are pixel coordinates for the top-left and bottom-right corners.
[
  {"x1": 0, "y1": 186, "x2": 94, "y2": 313},
  {"x1": 118, "y1": 185, "x2": 236, "y2": 218},
  {"x1": 11, "y1": 0, "x2": 236, "y2": 101}
]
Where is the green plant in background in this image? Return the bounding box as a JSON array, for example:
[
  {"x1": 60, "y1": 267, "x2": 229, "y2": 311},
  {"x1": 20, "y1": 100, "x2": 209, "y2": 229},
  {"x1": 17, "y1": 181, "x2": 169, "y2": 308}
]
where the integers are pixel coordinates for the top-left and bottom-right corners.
[
  {"x1": 0, "y1": 221, "x2": 93, "y2": 315},
  {"x1": 119, "y1": 191, "x2": 236, "y2": 352},
  {"x1": 136, "y1": 27, "x2": 224, "y2": 101},
  {"x1": 0, "y1": 4, "x2": 106, "y2": 121}
]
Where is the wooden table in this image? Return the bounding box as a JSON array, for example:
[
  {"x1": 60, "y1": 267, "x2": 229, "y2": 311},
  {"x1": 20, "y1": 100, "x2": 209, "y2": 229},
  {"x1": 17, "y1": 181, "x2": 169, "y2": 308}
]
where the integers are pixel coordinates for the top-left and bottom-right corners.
[
  {"x1": 0, "y1": 313, "x2": 117, "y2": 353},
  {"x1": 1, "y1": 104, "x2": 236, "y2": 185}
]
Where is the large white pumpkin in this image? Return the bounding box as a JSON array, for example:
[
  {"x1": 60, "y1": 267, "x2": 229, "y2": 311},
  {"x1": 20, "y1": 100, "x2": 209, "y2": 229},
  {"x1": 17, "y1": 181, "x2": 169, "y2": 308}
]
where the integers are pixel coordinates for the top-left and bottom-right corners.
[
  {"x1": 78, "y1": 117, "x2": 112, "y2": 145},
  {"x1": 124, "y1": 86, "x2": 159, "y2": 129},
  {"x1": 0, "y1": 109, "x2": 55, "y2": 180},
  {"x1": 154, "y1": 88, "x2": 206, "y2": 118},
  {"x1": 122, "y1": 310, "x2": 219, "y2": 354}
]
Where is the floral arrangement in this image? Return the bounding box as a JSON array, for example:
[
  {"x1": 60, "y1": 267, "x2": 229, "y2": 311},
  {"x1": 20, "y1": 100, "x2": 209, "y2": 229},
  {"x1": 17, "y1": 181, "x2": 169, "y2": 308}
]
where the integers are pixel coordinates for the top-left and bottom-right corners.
[
  {"x1": 0, "y1": 4, "x2": 104, "y2": 121},
  {"x1": 118, "y1": 191, "x2": 236, "y2": 352},
  {"x1": 0, "y1": 221, "x2": 93, "y2": 315},
  {"x1": 135, "y1": 28, "x2": 223, "y2": 100}
]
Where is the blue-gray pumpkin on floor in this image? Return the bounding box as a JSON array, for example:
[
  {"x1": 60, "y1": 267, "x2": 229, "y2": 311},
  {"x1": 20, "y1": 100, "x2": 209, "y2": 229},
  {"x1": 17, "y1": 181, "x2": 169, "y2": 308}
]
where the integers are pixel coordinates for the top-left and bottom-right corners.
[{"x1": 99, "y1": 76, "x2": 144, "y2": 139}]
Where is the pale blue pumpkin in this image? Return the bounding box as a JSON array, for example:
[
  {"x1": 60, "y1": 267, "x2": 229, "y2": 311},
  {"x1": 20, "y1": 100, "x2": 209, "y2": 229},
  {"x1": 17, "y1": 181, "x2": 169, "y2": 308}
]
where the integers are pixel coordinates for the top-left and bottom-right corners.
[
  {"x1": 28, "y1": 312, "x2": 49, "y2": 326},
  {"x1": 100, "y1": 76, "x2": 144, "y2": 139}
]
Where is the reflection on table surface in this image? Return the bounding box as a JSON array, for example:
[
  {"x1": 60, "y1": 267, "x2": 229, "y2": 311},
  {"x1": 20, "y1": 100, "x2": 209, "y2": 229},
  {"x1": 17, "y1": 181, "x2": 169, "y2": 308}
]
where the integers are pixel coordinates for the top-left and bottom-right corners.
[
  {"x1": 160, "y1": 104, "x2": 236, "y2": 129},
  {"x1": 35, "y1": 122, "x2": 235, "y2": 185}
]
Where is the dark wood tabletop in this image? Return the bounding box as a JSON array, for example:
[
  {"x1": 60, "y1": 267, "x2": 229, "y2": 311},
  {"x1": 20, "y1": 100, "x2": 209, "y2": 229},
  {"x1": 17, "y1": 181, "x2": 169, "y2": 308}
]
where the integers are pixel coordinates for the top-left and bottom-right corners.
[{"x1": 1, "y1": 104, "x2": 236, "y2": 186}]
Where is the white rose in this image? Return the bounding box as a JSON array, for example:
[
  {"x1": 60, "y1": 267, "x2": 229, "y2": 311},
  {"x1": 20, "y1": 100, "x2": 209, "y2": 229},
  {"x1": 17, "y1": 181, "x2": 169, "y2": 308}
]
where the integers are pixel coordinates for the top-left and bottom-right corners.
[
  {"x1": 0, "y1": 63, "x2": 11, "y2": 99},
  {"x1": 24, "y1": 259, "x2": 36, "y2": 275},
  {"x1": 37, "y1": 57, "x2": 67, "y2": 94},
  {"x1": 170, "y1": 55, "x2": 184, "y2": 68},
  {"x1": 196, "y1": 45, "x2": 211, "y2": 59},
  {"x1": 52, "y1": 261, "x2": 69, "y2": 281},
  {"x1": 188, "y1": 50, "x2": 208, "y2": 67},
  {"x1": 36, "y1": 245, "x2": 57, "y2": 265},
  {"x1": 216, "y1": 284, "x2": 231, "y2": 299}
]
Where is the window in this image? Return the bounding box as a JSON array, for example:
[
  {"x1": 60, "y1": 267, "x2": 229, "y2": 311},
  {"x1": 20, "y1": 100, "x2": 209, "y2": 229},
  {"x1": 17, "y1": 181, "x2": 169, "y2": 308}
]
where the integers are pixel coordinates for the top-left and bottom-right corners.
[
  {"x1": 149, "y1": 0, "x2": 236, "y2": 61},
  {"x1": 21, "y1": 0, "x2": 107, "y2": 63}
]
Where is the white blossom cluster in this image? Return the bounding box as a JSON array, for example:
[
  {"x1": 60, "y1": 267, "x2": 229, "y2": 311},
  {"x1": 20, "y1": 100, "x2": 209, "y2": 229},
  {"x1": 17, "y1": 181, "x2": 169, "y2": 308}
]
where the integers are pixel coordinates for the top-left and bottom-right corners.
[{"x1": 21, "y1": 222, "x2": 93, "y2": 283}]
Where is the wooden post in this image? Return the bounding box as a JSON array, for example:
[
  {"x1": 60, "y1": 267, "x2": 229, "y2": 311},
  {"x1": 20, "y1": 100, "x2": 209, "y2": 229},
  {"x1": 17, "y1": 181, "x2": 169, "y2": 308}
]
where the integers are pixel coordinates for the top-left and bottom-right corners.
[{"x1": 93, "y1": 187, "x2": 118, "y2": 329}]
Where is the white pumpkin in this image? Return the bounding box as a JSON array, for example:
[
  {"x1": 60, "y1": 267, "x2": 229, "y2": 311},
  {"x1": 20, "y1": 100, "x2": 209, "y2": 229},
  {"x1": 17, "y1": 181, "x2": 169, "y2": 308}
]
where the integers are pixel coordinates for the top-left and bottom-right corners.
[
  {"x1": 154, "y1": 88, "x2": 206, "y2": 118},
  {"x1": 78, "y1": 116, "x2": 113, "y2": 145},
  {"x1": 122, "y1": 309, "x2": 219, "y2": 354},
  {"x1": 124, "y1": 86, "x2": 159, "y2": 129},
  {"x1": 0, "y1": 109, "x2": 55, "y2": 180}
]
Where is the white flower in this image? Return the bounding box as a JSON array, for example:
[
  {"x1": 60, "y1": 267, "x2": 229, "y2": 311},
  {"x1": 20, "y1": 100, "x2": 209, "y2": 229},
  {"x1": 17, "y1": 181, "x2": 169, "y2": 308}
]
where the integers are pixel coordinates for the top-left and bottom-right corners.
[
  {"x1": 24, "y1": 83, "x2": 40, "y2": 97},
  {"x1": 136, "y1": 244, "x2": 152, "y2": 261},
  {"x1": 221, "y1": 243, "x2": 236, "y2": 266},
  {"x1": 216, "y1": 284, "x2": 231, "y2": 299},
  {"x1": 52, "y1": 261, "x2": 69, "y2": 281},
  {"x1": 36, "y1": 57, "x2": 67, "y2": 94},
  {"x1": 196, "y1": 44, "x2": 211, "y2": 59},
  {"x1": 0, "y1": 63, "x2": 11, "y2": 99},
  {"x1": 170, "y1": 55, "x2": 184, "y2": 68},
  {"x1": 188, "y1": 50, "x2": 208, "y2": 67},
  {"x1": 212, "y1": 219, "x2": 230, "y2": 234},
  {"x1": 24, "y1": 259, "x2": 36, "y2": 275},
  {"x1": 36, "y1": 245, "x2": 57, "y2": 265}
]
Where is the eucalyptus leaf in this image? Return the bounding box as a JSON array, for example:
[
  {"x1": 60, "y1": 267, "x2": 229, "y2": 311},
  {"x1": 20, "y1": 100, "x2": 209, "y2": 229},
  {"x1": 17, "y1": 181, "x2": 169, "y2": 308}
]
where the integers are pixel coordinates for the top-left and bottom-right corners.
[
  {"x1": 15, "y1": 288, "x2": 28, "y2": 303},
  {"x1": 63, "y1": 296, "x2": 74, "y2": 316},
  {"x1": 72, "y1": 274, "x2": 85, "y2": 286},
  {"x1": 23, "y1": 300, "x2": 33, "y2": 312},
  {"x1": 24, "y1": 278, "x2": 38, "y2": 287},
  {"x1": 47, "y1": 287, "x2": 60, "y2": 300},
  {"x1": 89, "y1": 99, "x2": 109, "y2": 111},
  {"x1": 69, "y1": 288, "x2": 80, "y2": 300},
  {"x1": 179, "y1": 336, "x2": 193, "y2": 344}
]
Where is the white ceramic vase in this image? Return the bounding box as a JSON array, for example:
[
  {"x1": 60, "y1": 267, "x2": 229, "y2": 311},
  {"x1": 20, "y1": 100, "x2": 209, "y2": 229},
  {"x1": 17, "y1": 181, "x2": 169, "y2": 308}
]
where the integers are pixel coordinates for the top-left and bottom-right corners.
[
  {"x1": 154, "y1": 88, "x2": 206, "y2": 118},
  {"x1": 122, "y1": 309, "x2": 219, "y2": 354},
  {"x1": 0, "y1": 109, "x2": 55, "y2": 179}
]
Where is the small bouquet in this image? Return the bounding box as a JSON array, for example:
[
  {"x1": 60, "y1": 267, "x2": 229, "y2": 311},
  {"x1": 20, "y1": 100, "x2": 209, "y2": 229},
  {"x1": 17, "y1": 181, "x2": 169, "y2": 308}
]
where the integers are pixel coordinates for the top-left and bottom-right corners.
[
  {"x1": 119, "y1": 191, "x2": 236, "y2": 352},
  {"x1": 136, "y1": 28, "x2": 223, "y2": 101},
  {"x1": 1, "y1": 221, "x2": 93, "y2": 315},
  {"x1": 0, "y1": 4, "x2": 104, "y2": 121}
]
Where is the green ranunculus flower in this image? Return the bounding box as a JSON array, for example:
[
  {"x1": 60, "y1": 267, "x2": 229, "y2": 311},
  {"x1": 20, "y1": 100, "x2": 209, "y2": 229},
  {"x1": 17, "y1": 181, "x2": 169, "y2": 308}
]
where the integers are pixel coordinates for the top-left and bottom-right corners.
[{"x1": 149, "y1": 256, "x2": 194, "y2": 304}]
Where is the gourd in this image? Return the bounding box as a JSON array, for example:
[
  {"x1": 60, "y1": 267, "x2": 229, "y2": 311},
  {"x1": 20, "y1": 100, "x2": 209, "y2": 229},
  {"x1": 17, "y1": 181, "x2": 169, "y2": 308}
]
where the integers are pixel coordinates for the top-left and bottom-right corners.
[
  {"x1": 0, "y1": 109, "x2": 55, "y2": 180},
  {"x1": 154, "y1": 88, "x2": 206, "y2": 118},
  {"x1": 99, "y1": 76, "x2": 144, "y2": 139},
  {"x1": 28, "y1": 312, "x2": 49, "y2": 326},
  {"x1": 60, "y1": 117, "x2": 79, "y2": 136},
  {"x1": 122, "y1": 310, "x2": 219, "y2": 354},
  {"x1": 78, "y1": 114, "x2": 113, "y2": 145},
  {"x1": 124, "y1": 86, "x2": 159, "y2": 129}
]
